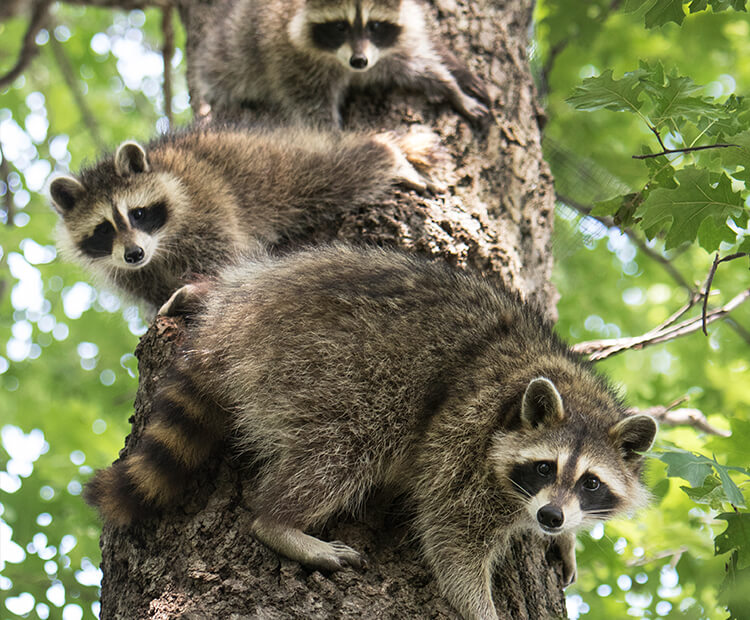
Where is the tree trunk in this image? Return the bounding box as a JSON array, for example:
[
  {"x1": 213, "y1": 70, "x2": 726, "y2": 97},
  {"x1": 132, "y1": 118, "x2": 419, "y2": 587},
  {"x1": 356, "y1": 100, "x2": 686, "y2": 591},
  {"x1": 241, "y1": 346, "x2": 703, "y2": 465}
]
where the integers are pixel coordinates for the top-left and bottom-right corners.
[{"x1": 97, "y1": 0, "x2": 565, "y2": 617}]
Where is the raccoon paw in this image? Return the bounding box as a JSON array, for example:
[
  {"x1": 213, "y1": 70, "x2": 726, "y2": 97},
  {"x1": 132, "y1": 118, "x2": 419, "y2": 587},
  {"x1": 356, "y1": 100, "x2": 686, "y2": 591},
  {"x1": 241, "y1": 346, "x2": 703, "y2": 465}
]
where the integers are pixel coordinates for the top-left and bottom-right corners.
[
  {"x1": 557, "y1": 532, "x2": 577, "y2": 587},
  {"x1": 252, "y1": 517, "x2": 364, "y2": 572},
  {"x1": 458, "y1": 93, "x2": 491, "y2": 123},
  {"x1": 380, "y1": 128, "x2": 446, "y2": 194},
  {"x1": 157, "y1": 282, "x2": 209, "y2": 317},
  {"x1": 293, "y1": 537, "x2": 364, "y2": 572}
]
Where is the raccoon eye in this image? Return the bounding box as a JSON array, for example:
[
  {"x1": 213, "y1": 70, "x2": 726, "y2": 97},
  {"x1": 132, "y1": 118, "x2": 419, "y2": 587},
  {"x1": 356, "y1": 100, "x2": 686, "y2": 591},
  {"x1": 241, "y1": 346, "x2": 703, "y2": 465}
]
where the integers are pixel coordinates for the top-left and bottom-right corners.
[
  {"x1": 334, "y1": 21, "x2": 347, "y2": 32},
  {"x1": 368, "y1": 21, "x2": 384, "y2": 32},
  {"x1": 536, "y1": 462, "x2": 552, "y2": 477},
  {"x1": 131, "y1": 208, "x2": 145, "y2": 220},
  {"x1": 94, "y1": 221, "x2": 114, "y2": 236},
  {"x1": 582, "y1": 475, "x2": 600, "y2": 491}
]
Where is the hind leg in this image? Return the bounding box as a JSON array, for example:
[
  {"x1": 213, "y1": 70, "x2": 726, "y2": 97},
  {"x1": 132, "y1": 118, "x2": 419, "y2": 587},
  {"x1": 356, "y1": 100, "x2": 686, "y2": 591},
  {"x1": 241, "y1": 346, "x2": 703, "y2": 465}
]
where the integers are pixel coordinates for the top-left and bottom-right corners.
[
  {"x1": 250, "y1": 449, "x2": 372, "y2": 571},
  {"x1": 251, "y1": 517, "x2": 363, "y2": 571}
]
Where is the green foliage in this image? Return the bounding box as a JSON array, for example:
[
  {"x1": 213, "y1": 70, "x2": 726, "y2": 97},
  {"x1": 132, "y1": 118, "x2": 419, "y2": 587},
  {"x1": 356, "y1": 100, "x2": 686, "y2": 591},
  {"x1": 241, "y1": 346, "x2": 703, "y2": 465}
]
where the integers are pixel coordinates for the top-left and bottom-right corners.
[
  {"x1": 567, "y1": 62, "x2": 750, "y2": 251},
  {"x1": 2, "y1": 1, "x2": 750, "y2": 620},
  {"x1": 624, "y1": 0, "x2": 748, "y2": 28},
  {"x1": 1, "y1": 5, "x2": 189, "y2": 618},
  {"x1": 539, "y1": 2, "x2": 750, "y2": 616}
]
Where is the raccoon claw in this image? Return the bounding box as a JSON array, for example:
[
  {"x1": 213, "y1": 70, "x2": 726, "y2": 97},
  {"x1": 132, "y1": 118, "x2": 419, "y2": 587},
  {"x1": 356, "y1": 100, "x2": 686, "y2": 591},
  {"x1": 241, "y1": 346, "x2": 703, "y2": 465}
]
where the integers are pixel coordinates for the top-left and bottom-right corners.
[
  {"x1": 328, "y1": 541, "x2": 365, "y2": 569},
  {"x1": 557, "y1": 532, "x2": 577, "y2": 587},
  {"x1": 459, "y1": 95, "x2": 491, "y2": 123},
  {"x1": 563, "y1": 565, "x2": 577, "y2": 587}
]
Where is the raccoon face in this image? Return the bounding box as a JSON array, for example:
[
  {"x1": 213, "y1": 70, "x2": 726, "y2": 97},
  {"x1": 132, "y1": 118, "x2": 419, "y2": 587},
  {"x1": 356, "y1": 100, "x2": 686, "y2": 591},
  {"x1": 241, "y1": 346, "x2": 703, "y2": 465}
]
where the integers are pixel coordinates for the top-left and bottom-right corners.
[
  {"x1": 492, "y1": 378, "x2": 657, "y2": 537},
  {"x1": 49, "y1": 141, "x2": 174, "y2": 271},
  {"x1": 292, "y1": 1, "x2": 403, "y2": 71}
]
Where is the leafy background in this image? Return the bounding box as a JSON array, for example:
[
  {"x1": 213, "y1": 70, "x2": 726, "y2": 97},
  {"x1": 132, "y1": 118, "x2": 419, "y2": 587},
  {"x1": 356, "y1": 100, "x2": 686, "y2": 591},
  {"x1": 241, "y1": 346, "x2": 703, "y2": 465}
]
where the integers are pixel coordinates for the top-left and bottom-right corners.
[{"x1": 1, "y1": 1, "x2": 749, "y2": 618}]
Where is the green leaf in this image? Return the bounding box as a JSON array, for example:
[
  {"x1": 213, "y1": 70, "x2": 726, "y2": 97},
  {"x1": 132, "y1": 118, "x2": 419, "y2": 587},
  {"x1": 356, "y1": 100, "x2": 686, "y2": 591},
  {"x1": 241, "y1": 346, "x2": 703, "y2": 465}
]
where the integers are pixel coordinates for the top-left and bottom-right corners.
[
  {"x1": 651, "y1": 449, "x2": 714, "y2": 487},
  {"x1": 645, "y1": 0, "x2": 686, "y2": 27},
  {"x1": 716, "y1": 129, "x2": 750, "y2": 184},
  {"x1": 642, "y1": 72, "x2": 712, "y2": 128},
  {"x1": 650, "y1": 448, "x2": 749, "y2": 507},
  {"x1": 681, "y1": 476, "x2": 730, "y2": 510},
  {"x1": 715, "y1": 513, "x2": 750, "y2": 569},
  {"x1": 567, "y1": 69, "x2": 646, "y2": 113},
  {"x1": 592, "y1": 192, "x2": 644, "y2": 227},
  {"x1": 636, "y1": 167, "x2": 745, "y2": 251}
]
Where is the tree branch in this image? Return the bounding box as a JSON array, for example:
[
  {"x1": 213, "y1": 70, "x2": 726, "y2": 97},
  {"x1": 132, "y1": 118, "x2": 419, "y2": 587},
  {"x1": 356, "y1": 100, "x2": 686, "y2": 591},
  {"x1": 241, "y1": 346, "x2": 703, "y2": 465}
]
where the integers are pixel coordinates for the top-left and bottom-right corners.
[
  {"x1": 558, "y1": 193, "x2": 693, "y2": 292},
  {"x1": 629, "y1": 397, "x2": 730, "y2": 437},
  {"x1": 572, "y1": 288, "x2": 750, "y2": 361},
  {"x1": 702, "y1": 252, "x2": 749, "y2": 335},
  {"x1": 0, "y1": 142, "x2": 13, "y2": 302},
  {"x1": 0, "y1": 0, "x2": 53, "y2": 89},
  {"x1": 632, "y1": 143, "x2": 738, "y2": 160},
  {"x1": 161, "y1": 4, "x2": 174, "y2": 127},
  {"x1": 47, "y1": 29, "x2": 106, "y2": 152}
]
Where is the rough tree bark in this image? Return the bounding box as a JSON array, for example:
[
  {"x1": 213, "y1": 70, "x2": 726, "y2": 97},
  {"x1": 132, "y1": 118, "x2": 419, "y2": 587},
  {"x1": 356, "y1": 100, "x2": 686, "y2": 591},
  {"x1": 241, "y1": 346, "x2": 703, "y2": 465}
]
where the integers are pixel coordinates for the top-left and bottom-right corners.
[{"x1": 46, "y1": 0, "x2": 564, "y2": 616}]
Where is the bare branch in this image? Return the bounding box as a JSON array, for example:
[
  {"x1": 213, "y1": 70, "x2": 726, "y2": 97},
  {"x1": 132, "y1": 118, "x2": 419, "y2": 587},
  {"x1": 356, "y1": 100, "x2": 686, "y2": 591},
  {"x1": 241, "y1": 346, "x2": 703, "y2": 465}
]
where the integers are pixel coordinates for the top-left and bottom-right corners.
[
  {"x1": 0, "y1": 142, "x2": 13, "y2": 229},
  {"x1": 633, "y1": 143, "x2": 738, "y2": 160},
  {"x1": 702, "y1": 252, "x2": 749, "y2": 335},
  {"x1": 0, "y1": 0, "x2": 53, "y2": 89},
  {"x1": 47, "y1": 29, "x2": 106, "y2": 152},
  {"x1": 646, "y1": 123, "x2": 667, "y2": 153},
  {"x1": 161, "y1": 5, "x2": 174, "y2": 127},
  {"x1": 629, "y1": 402, "x2": 731, "y2": 437},
  {"x1": 627, "y1": 546, "x2": 688, "y2": 568},
  {"x1": 572, "y1": 288, "x2": 750, "y2": 361},
  {"x1": 0, "y1": 142, "x2": 12, "y2": 302}
]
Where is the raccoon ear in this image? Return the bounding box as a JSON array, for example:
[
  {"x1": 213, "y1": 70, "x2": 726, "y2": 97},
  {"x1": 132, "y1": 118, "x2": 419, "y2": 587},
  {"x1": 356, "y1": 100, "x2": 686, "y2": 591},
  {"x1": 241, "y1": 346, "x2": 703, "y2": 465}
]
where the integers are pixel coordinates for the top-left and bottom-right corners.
[
  {"x1": 114, "y1": 141, "x2": 150, "y2": 176},
  {"x1": 610, "y1": 414, "x2": 657, "y2": 460},
  {"x1": 49, "y1": 176, "x2": 85, "y2": 213},
  {"x1": 521, "y1": 377, "x2": 565, "y2": 428}
]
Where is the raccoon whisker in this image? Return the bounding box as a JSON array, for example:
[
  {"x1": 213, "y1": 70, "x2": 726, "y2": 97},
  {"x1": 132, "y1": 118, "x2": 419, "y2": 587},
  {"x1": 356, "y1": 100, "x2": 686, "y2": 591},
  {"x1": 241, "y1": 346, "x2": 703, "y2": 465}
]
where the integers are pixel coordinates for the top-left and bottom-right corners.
[{"x1": 503, "y1": 476, "x2": 532, "y2": 499}]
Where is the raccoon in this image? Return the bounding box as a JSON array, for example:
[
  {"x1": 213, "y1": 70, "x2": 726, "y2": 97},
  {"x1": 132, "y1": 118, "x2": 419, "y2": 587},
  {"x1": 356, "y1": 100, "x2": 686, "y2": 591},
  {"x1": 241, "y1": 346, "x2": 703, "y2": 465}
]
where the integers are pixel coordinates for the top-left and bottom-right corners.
[
  {"x1": 195, "y1": 0, "x2": 491, "y2": 126},
  {"x1": 84, "y1": 246, "x2": 657, "y2": 620},
  {"x1": 48, "y1": 125, "x2": 439, "y2": 314}
]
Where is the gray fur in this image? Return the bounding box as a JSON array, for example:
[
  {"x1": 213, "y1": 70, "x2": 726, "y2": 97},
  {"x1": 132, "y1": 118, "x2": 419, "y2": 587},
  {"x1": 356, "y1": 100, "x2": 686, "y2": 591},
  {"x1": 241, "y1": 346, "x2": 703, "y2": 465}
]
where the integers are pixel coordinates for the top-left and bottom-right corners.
[
  {"x1": 195, "y1": 0, "x2": 491, "y2": 126},
  {"x1": 119, "y1": 245, "x2": 655, "y2": 620},
  {"x1": 48, "y1": 125, "x2": 438, "y2": 313}
]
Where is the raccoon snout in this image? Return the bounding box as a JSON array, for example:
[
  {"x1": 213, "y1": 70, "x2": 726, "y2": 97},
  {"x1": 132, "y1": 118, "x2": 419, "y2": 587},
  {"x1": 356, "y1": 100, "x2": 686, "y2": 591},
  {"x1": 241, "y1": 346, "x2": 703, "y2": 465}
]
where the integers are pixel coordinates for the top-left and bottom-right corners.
[
  {"x1": 124, "y1": 246, "x2": 145, "y2": 264},
  {"x1": 537, "y1": 504, "x2": 564, "y2": 530},
  {"x1": 349, "y1": 53, "x2": 368, "y2": 70}
]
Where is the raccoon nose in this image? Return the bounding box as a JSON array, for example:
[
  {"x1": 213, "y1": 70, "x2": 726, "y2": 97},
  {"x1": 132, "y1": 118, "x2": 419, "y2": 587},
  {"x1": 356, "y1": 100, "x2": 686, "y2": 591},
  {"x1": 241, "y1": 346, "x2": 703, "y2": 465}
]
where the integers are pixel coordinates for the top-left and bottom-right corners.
[
  {"x1": 350, "y1": 54, "x2": 368, "y2": 70},
  {"x1": 537, "y1": 504, "x2": 564, "y2": 530},
  {"x1": 124, "y1": 246, "x2": 145, "y2": 264}
]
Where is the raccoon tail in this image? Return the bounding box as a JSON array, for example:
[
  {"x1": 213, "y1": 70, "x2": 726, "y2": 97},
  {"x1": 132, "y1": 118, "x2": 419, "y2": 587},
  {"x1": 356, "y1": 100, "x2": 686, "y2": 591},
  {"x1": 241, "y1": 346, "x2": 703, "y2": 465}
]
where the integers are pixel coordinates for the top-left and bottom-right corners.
[{"x1": 83, "y1": 358, "x2": 225, "y2": 527}]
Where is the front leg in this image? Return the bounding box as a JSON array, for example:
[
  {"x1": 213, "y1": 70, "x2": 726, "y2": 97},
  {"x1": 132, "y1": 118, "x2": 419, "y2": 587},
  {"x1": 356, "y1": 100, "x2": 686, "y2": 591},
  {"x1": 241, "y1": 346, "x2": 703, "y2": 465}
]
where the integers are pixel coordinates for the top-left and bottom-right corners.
[
  {"x1": 556, "y1": 531, "x2": 577, "y2": 586},
  {"x1": 420, "y1": 522, "x2": 504, "y2": 620}
]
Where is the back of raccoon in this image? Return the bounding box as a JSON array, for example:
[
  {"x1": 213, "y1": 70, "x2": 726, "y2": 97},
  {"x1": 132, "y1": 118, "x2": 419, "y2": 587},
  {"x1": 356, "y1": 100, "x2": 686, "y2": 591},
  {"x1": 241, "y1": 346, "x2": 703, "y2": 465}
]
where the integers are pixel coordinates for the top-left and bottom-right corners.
[
  {"x1": 49, "y1": 124, "x2": 439, "y2": 312},
  {"x1": 86, "y1": 246, "x2": 656, "y2": 620}
]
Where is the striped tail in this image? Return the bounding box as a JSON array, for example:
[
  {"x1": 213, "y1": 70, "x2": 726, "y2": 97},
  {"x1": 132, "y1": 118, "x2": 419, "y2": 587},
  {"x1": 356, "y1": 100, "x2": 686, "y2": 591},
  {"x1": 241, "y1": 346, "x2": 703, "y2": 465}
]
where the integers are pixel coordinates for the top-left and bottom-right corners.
[{"x1": 84, "y1": 360, "x2": 225, "y2": 527}]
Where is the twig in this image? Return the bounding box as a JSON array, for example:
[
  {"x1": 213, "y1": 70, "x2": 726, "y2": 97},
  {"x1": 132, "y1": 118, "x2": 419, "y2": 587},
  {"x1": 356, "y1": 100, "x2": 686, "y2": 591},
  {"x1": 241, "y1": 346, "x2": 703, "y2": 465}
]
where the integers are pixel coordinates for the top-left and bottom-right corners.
[
  {"x1": 572, "y1": 288, "x2": 750, "y2": 361},
  {"x1": 0, "y1": 142, "x2": 13, "y2": 228},
  {"x1": 629, "y1": 397, "x2": 730, "y2": 437},
  {"x1": 646, "y1": 123, "x2": 667, "y2": 153},
  {"x1": 161, "y1": 4, "x2": 174, "y2": 127},
  {"x1": 0, "y1": 142, "x2": 12, "y2": 302},
  {"x1": 702, "y1": 252, "x2": 749, "y2": 335},
  {"x1": 47, "y1": 27, "x2": 106, "y2": 152},
  {"x1": 557, "y1": 193, "x2": 693, "y2": 292},
  {"x1": 0, "y1": 0, "x2": 53, "y2": 89},
  {"x1": 626, "y1": 546, "x2": 688, "y2": 568},
  {"x1": 633, "y1": 143, "x2": 738, "y2": 160}
]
